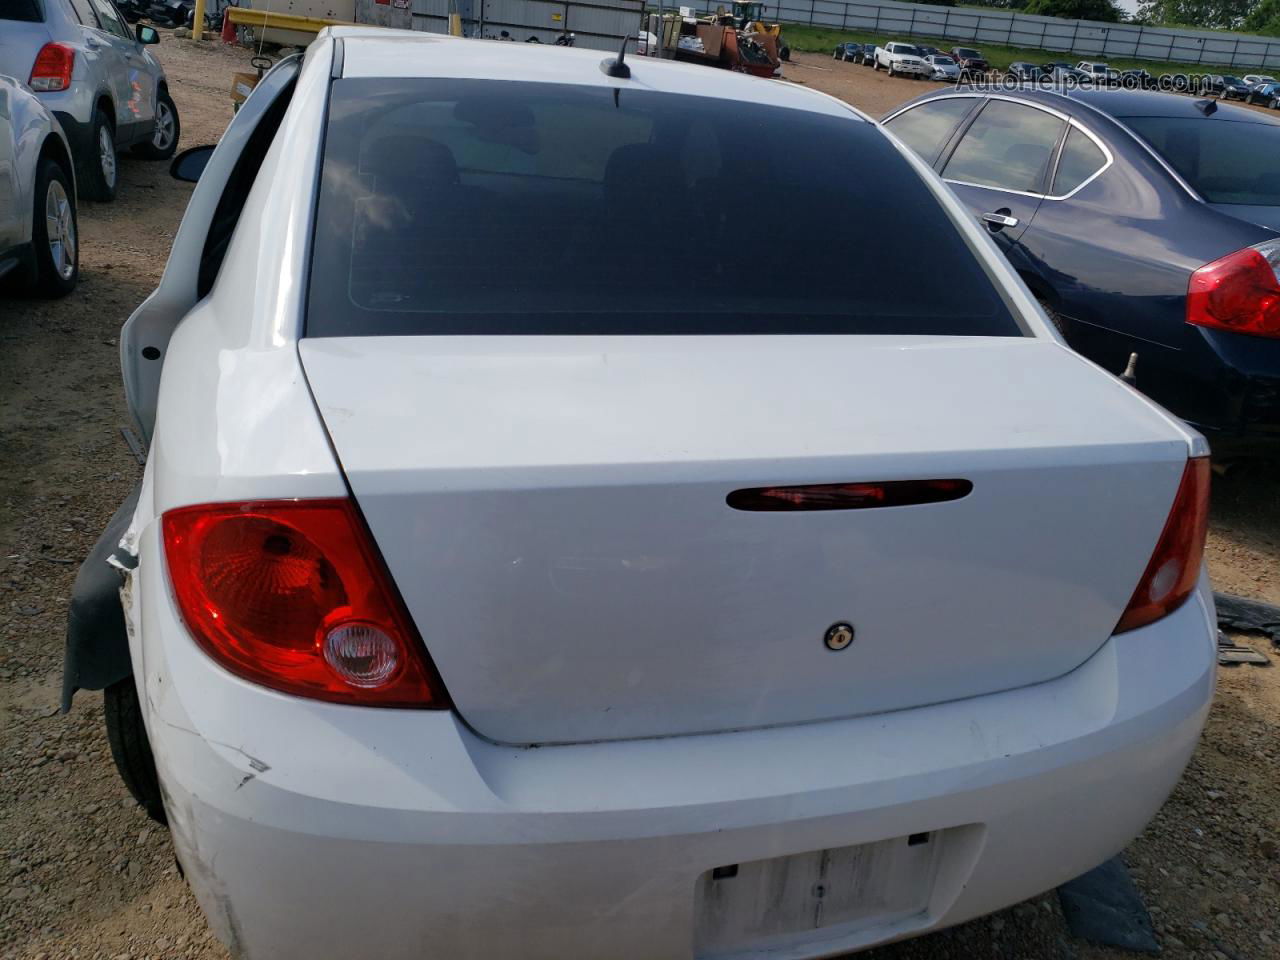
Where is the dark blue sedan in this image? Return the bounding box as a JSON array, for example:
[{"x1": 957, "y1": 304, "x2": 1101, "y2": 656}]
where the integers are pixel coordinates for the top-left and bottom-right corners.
[{"x1": 882, "y1": 89, "x2": 1280, "y2": 457}]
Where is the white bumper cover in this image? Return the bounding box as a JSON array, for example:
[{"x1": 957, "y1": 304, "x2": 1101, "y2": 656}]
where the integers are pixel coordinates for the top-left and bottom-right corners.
[{"x1": 133, "y1": 514, "x2": 1215, "y2": 960}]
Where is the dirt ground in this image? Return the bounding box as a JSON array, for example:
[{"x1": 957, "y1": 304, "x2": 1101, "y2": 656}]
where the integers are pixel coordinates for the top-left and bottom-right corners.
[{"x1": 1, "y1": 34, "x2": 1278, "y2": 960}]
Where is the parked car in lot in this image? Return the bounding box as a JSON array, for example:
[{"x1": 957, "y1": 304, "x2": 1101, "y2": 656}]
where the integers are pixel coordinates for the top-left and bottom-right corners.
[
  {"x1": 874, "y1": 41, "x2": 929, "y2": 78},
  {"x1": 1007, "y1": 60, "x2": 1045, "y2": 81},
  {"x1": 923, "y1": 53, "x2": 959, "y2": 82},
  {"x1": 1076, "y1": 61, "x2": 1118, "y2": 84},
  {"x1": 1243, "y1": 73, "x2": 1276, "y2": 89},
  {"x1": 860, "y1": 40, "x2": 880, "y2": 66},
  {"x1": 1120, "y1": 68, "x2": 1156, "y2": 89},
  {"x1": 1044, "y1": 60, "x2": 1090, "y2": 82},
  {"x1": 0, "y1": 74, "x2": 78, "y2": 296},
  {"x1": 68, "y1": 32, "x2": 1218, "y2": 960},
  {"x1": 915, "y1": 44, "x2": 940, "y2": 59},
  {"x1": 1205, "y1": 74, "x2": 1251, "y2": 100},
  {"x1": 1246, "y1": 81, "x2": 1280, "y2": 107},
  {"x1": 949, "y1": 46, "x2": 988, "y2": 77},
  {"x1": 883, "y1": 88, "x2": 1280, "y2": 457},
  {"x1": 832, "y1": 41, "x2": 861, "y2": 62},
  {"x1": 0, "y1": 0, "x2": 178, "y2": 201}
]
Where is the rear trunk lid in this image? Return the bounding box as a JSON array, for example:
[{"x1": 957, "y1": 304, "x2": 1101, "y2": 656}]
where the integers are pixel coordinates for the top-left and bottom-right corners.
[
  {"x1": 300, "y1": 335, "x2": 1190, "y2": 745},
  {"x1": 0, "y1": 14, "x2": 50, "y2": 84}
]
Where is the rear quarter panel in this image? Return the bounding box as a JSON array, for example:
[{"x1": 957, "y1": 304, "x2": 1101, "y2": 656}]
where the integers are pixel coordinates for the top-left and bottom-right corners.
[{"x1": 1015, "y1": 110, "x2": 1277, "y2": 426}]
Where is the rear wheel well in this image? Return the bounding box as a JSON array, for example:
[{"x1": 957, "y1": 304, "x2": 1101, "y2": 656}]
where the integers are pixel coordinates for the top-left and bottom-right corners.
[
  {"x1": 96, "y1": 95, "x2": 114, "y2": 128},
  {"x1": 39, "y1": 134, "x2": 76, "y2": 203}
]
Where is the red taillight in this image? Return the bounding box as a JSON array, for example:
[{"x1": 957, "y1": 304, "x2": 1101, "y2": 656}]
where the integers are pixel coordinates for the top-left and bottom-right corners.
[
  {"x1": 1187, "y1": 240, "x2": 1280, "y2": 338},
  {"x1": 29, "y1": 43, "x2": 74, "y2": 92},
  {"x1": 162, "y1": 499, "x2": 448, "y2": 707},
  {"x1": 1114, "y1": 457, "x2": 1210, "y2": 634}
]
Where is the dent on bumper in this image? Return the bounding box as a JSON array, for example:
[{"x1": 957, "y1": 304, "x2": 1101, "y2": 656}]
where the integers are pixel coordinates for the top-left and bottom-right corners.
[{"x1": 134, "y1": 509, "x2": 1215, "y2": 959}]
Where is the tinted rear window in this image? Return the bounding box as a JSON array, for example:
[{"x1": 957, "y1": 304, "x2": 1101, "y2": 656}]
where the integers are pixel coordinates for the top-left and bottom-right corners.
[
  {"x1": 1124, "y1": 116, "x2": 1280, "y2": 206},
  {"x1": 0, "y1": 0, "x2": 43, "y2": 20},
  {"x1": 307, "y1": 79, "x2": 1019, "y2": 338}
]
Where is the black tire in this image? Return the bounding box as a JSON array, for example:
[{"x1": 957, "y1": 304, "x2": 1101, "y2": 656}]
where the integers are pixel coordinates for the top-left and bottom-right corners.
[
  {"x1": 1036, "y1": 295, "x2": 1070, "y2": 338},
  {"x1": 85, "y1": 107, "x2": 118, "y2": 202},
  {"x1": 132, "y1": 89, "x2": 180, "y2": 161},
  {"x1": 104, "y1": 678, "x2": 167, "y2": 824},
  {"x1": 29, "y1": 157, "x2": 78, "y2": 298}
]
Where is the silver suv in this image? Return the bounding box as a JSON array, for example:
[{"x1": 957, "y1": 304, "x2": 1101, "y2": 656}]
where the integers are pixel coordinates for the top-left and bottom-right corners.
[
  {"x1": 0, "y1": 0, "x2": 179, "y2": 201},
  {"x1": 1, "y1": 73, "x2": 78, "y2": 296}
]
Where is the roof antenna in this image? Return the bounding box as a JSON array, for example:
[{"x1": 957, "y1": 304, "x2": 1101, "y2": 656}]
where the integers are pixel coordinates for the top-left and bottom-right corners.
[
  {"x1": 1194, "y1": 98, "x2": 1217, "y2": 116},
  {"x1": 1120, "y1": 352, "x2": 1139, "y2": 387},
  {"x1": 601, "y1": 34, "x2": 632, "y2": 79}
]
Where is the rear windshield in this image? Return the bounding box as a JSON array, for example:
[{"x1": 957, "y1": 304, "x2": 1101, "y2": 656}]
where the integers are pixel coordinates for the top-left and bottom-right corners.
[
  {"x1": 1124, "y1": 116, "x2": 1280, "y2": 206},
  {"x1": 307, "y1": 78, "x2": 1019, "y2": 338},
  {"x1": 0, "y1": 0, "x2": 43, "y2": 20}
]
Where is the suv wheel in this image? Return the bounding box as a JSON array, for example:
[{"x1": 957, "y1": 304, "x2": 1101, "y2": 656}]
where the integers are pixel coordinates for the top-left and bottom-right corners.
[
  {"x1": 87, "y1": 108, "x2": 118, "y2": 201},
  {"x1": 104, "y1": 678, "x2": 167, "y2": 824},
  {"x1": 30, "y1": 158, "x2": 78, "y2": 298},
  {"x1": 133, "y1": 90, "x2": 181, "y2": 161}
]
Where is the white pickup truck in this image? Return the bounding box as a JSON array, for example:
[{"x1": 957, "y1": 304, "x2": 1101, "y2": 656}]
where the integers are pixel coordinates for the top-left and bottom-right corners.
[{"x1": 874, "y1": 42, "x2": 930, "y2": 78}]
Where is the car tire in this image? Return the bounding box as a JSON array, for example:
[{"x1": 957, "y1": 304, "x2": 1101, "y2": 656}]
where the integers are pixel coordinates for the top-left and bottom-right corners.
[
  {"x1": 132, "y1": 89, "x2": 180, "y2": 161},
  {"x1": 1036, "y1": 296, "x2": 1071, "y2": 338},
  {"x1": 104, "y1": 677, "x2": 167, "y2": 824},
  {"x1": 86, "y1": 108, "x2": 118, "y2": 202},
  {"x1": 29, "y1": 157, "x2": 78, "y2": 298}
]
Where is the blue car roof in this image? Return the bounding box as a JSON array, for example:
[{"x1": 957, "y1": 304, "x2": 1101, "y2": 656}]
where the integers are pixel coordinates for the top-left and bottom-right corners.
[{"x1": 1059, "y1": 89, "x2": 1280, "y2": 123}]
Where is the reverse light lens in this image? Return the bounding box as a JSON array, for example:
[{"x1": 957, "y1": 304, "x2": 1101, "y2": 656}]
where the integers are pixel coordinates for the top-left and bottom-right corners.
[
  {"x1": 163, "y1": 499, "x2": 447, "y2": 707},
  {"x1": 1114, "y1": 457, "x2": 1210, "y2": 634},
  {"x1": 322, "y1": 621, "x2": 401, "y2": 688},
  {"x1": 29, "y1": 43, "x2": 75, "y2": 92},
  {"x1": 1187, "y1": 240, "x2": 1280, "y2": 338}
]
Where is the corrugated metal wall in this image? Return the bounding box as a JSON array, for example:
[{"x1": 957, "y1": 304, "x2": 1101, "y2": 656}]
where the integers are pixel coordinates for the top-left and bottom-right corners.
[
  {"x1": 410, "y1": 0, "x2": 643, "y2": 52},
  {"x1": 677, "y1": 0, "x2": 1280, "y2": 69}
]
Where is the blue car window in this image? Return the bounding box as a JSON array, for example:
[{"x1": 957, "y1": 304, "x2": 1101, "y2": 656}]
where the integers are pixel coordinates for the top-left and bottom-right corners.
[
  {"x1": 1125, "y1": 116, "x2": 1280, "y2": 206},
  {"x1": 883, "y1": 97, "x2": 977, "y2": 165},
  {"x1": 1052, "y1": 126, "x2": 1106, "y2": 196},
  {"x1": 943, "y1": 100, "x2": 1065, "y2": 194}
]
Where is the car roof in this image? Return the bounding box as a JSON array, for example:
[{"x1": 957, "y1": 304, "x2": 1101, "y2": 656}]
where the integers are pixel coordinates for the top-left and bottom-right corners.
[
  {"x1": 330, "y1": 29, "x2": 863, "y2": 120},
  {"x1": 1063, "y1": 88, "x2": 1280, "y2": 123},
  {"x1": 888, "y1": 86, "x2": 1280, "y2": 130}
]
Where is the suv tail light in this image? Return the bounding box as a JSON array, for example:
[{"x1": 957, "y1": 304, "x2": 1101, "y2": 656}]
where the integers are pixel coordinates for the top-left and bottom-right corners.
[
  {"x1": 1187, "y1": 239, "x2": 1280, "y2": 338},
  {"x1": 29, "y1": 43, "x2": 74, "y2": 92},
  {"x1": 163, "y1": 499, "x2": 448, "y2": 707},
  {"x1": 1114, "y1": 457, "x2": 1210, "y2": 634}
]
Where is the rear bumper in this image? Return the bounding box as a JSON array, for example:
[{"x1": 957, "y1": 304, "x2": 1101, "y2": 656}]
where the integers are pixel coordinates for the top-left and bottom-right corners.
[{"x1": 133, "y1": 510, "x2": 1215, "y2": 959}]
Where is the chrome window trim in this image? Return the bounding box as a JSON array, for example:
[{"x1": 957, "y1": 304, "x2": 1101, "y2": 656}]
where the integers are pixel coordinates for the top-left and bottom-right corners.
[{"x1": 884, "y1": 93, "x2": 1114, "y2": 202}]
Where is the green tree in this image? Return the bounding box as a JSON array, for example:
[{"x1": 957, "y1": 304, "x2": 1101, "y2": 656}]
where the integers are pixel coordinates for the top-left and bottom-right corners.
[
  {"x1": 1023, "y1": 0, "x2": 1123, "y2": 20},
  {"x1": 1243, "y1": 0, "x2": 1280, "y2": 34},
  {"x1": 1135, "y1": 0, "x2": 1253, "y2": 29}
]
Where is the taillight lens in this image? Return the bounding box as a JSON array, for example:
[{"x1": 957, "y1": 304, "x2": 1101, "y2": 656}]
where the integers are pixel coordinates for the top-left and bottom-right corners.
[
  {"x1": 162, "y1": 499, "x2": 448, "y2": 707},
  {"x1": 1187, "y1": 240, "x2": 1280, "y2": 338},
  {"x1": 29, "y1": 43, "x2": 75, "y2": 92},
  {"x1": 1114, "y1": 457, "x2": 1210, "y2": 634}
]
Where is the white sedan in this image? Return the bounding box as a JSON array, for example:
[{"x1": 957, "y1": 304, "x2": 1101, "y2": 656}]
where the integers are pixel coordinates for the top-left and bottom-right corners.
[
  {"x1": 70, "y1": 28, "x2": 1216, "y2": 960},
  {"x1": 923, "y1": 54, "x2": 961, "y2": 82}
]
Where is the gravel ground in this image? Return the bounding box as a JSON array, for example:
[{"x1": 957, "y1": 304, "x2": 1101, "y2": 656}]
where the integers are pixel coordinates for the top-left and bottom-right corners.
[{"x1": 1, "y1": 34, "x2": 1278, "y2": 960}]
